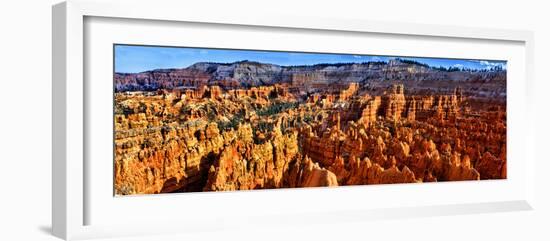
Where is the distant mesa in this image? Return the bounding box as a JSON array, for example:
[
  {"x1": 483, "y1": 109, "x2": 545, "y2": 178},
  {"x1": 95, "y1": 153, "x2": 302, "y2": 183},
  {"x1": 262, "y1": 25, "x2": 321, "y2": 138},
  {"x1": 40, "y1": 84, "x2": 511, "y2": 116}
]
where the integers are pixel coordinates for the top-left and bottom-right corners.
[{"x1": 114, "y1": 59, "x2": 506, "y2": 94}]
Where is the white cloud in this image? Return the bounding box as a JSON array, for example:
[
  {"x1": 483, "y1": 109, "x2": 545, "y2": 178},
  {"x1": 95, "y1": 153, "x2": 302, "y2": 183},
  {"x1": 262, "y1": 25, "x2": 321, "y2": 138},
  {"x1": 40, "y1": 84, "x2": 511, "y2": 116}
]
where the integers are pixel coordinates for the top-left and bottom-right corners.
[
  {"x1": 353, "y1": 55, "x2": 362, "y2": 59},
  {"x1": 453, "y1": 64, "x2": 464, "y2": 68},
  {"x1": 478, "y1": 60, "x2": 506, "y2": 69},
  {"x1": 479, "y1": 60, "x2": 491, "y2": 65},
  {"x1": 371, "y1": 56, "x2": 381, "y2": 61}
]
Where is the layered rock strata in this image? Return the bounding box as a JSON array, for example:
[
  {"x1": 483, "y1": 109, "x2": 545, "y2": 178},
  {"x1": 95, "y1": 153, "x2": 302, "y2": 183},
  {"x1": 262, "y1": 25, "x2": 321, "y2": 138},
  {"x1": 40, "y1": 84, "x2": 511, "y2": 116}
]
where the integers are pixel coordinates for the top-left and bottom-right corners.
[{"x1": 115, "y1": 80, "x2": 506, "y2": 195}]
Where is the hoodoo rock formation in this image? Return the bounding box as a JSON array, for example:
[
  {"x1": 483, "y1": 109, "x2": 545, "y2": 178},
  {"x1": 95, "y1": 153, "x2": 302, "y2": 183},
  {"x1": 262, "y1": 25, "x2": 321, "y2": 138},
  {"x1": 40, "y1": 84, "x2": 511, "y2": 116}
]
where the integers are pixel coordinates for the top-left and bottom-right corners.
[{"x1": 114, "y1": 59, "x2": 507, "y2": 195}]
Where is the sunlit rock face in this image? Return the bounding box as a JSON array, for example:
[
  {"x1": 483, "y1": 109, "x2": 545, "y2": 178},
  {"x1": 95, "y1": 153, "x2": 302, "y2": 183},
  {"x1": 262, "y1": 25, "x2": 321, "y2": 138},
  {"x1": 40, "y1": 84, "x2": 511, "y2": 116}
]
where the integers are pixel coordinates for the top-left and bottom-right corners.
[{"x1": 114, "y1": 59, "x2": 506, "y2": 195}]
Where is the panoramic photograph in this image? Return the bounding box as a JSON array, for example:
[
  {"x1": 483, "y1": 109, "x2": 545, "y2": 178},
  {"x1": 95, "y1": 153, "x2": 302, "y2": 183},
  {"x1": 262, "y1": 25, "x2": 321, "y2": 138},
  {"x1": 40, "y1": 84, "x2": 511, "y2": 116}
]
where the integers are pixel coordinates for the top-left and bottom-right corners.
[{"x1": 113, "y1": 45, "x2": 507, "y2": 195}]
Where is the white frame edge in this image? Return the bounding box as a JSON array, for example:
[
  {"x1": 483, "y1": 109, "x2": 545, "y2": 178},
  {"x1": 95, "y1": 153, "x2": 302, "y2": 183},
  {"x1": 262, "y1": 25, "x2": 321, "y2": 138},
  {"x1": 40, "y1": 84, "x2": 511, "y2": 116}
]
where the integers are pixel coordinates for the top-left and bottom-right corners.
[
  {"x1": 52, "y1": 0, "x2": 536, "y2": 240},
  {"x1": 52, "y1": 2, "x2": 67, "y2": 238}
]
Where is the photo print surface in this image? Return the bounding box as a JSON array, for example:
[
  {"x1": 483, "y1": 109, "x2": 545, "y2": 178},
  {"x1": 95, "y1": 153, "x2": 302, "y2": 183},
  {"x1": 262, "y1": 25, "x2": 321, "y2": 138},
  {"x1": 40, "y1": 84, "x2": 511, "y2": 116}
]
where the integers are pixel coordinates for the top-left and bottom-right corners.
[{"x1": 114, "y1": 44, "x2": 507, "y2": 195}]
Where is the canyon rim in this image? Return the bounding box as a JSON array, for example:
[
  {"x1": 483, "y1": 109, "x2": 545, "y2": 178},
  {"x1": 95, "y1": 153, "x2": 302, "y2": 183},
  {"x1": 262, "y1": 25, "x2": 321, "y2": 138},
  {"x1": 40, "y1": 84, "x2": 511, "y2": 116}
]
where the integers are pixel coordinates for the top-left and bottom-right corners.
[{"x1": 113, "y1": 45, "x2": 507, "y2": 195}]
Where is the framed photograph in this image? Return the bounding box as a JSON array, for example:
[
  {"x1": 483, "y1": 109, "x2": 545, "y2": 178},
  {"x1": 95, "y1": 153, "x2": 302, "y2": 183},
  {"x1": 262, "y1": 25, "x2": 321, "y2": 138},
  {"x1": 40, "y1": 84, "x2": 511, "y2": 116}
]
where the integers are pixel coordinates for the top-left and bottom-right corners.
[{"x1": 52, "y1": 0, "x2": 535, "y2": 240}]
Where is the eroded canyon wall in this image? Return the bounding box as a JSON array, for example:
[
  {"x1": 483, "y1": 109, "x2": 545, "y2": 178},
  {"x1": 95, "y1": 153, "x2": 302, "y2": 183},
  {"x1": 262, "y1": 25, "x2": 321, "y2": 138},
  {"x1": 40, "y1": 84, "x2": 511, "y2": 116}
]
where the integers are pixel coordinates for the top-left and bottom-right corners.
[{"x1": 114, "y1": 82, "x2": 506, "y2": 195}]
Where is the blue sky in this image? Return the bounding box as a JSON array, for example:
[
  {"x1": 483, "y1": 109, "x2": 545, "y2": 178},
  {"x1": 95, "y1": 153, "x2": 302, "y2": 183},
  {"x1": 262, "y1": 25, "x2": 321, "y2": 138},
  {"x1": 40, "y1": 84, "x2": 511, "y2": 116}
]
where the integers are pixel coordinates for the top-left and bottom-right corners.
[{"x1": 115, "y1": 45, "x2": 507, "y2": 73}]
